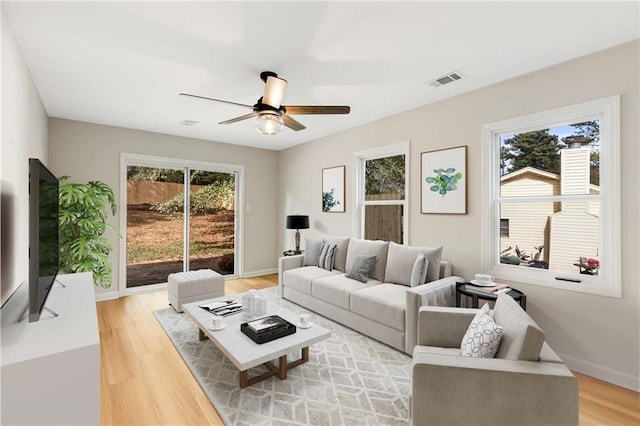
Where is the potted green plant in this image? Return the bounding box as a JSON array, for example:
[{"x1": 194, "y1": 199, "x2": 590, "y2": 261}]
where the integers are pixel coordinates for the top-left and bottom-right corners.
[{"x1": 58, "y1": 177, "x2": 118, "y2": 288}]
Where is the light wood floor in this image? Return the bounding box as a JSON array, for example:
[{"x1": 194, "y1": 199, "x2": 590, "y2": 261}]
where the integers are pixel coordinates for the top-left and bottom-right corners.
[{"x1": 98, "y1": 274, "x2": 639, "y2": 425}]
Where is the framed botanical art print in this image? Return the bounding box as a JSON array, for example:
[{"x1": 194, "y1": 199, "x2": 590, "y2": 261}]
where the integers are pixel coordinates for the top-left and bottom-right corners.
[
  {"x1": 421, "y1": 146, "x2": 467, "y2": 214},
  {"x1": 322, "y1": 165, "x2": 345, "y2": 212}
]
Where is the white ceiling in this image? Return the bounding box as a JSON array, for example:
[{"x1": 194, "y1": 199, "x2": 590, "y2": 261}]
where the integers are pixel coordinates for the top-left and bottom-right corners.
[{"x1": 4, "y1": 2, "x2": 639, "y2": 151}]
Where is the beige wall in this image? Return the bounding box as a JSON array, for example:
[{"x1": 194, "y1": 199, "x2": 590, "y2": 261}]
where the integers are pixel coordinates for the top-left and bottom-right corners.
[
  {"x1": 0, "y1": 7, "x2": 49, "y2": 305},
  {"x1": 48, "y1": 119, "x2": 279, "y2": 296},
  {"x1": 278, "y1": 41, "x2": 640, "y2": 390}
]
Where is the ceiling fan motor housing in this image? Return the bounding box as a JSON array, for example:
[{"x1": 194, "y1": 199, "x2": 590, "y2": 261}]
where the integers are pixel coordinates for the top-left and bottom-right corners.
[{"x1": 254, "y1": 100, "x2": 284, "y2": 116}]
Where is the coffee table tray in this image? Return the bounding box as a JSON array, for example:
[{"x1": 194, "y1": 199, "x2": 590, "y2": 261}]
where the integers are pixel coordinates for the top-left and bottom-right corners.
[{"x1": 241, "y1": 316, "x2": 296, "y2": 344}]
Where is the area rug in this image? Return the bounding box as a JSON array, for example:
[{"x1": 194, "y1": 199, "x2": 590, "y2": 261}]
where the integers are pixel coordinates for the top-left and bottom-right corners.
[{"x1": 154, "y1": 288, "x2": 412, "y2": 425}]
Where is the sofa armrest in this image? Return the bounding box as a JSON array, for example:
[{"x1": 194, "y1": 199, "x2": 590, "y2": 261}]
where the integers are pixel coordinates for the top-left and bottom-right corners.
[
  {"x1": 405, "y1": 275, "x2": 461, "y2": 353},
  {"x1": 416, "y1": 306, "x2": 478, "y2": 348},
  {"x1": 412, "y1": 352, "x2": 578, "y2": 425},
  {"x1": 277, "y1": 255, "x2": 304, "y2": 296}
]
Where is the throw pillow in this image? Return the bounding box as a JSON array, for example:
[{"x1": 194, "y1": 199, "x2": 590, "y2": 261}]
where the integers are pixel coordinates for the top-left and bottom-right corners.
[
  {"x1": 345, "y1": 254, "x2": 377, "y2": 283},
  {"x1": 318, "y1": 243, "x2": 337, "y2": 271},
  {"x1": 384, "y1": 242, "x2": 421, "y2": 286},
  {"x1": 418, "y1": 246, "x2": 443, "y2": 284},
  {"x1": 322, "y1": 236, "x2": 350, "y2": 272},
  {"x1": 410, "y1": 254, "x2": 429, "y2": 287},
  {"x1": 303, "y1": 238, "x2": 323, "y2": 266},
  {"x1": 461, "y1": 304, "x2": 503, "y2": 358}
]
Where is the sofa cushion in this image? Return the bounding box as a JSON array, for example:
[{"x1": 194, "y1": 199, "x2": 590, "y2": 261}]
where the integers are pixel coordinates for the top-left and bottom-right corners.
[
  {"x1": 283, "y1": 266, "x2": 341, "y2": 295},
  {"x1": 493, "y1": 294, "x2": 545, "y2": 361},
  {"x1": 303, "y1": 238, "x2": 323, "y2": 266},
  {"x1": 345, "y1": 254, "x2": 377, "y2": 283},
  {"x1": 413, "y1": 345, "x2": 461, "y2": 357},
  {"x1": 318, "y1": 243, "x2": 337, "y2": 271},
  {"x1": 350, "y1": 283, "x2": 407, "y2": 331},
  {"x1": 461, "y1": 304, "x2": 503, "y2": 358},
  {"x1": 385, "y1": 242, "x2": 421, "y2": 286},
  {"x1": 384, "y1": 242, "x2": 443, "y2": 284},
  {"x1": 345, "y1": 239, "x2": 389, "y2": 282},
  {"x1": 322, "y1": 236, "x2": 351, "y2": 272},
  {"x1": 417, "y1": 245, "x2": 443, "y2": 283},
  {"x1": 312, "y1": 274, "x2": 382, "y2": 310}
]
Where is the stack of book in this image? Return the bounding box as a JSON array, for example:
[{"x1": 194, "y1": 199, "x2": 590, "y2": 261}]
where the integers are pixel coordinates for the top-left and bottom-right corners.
[
  {"x1": 199, "y1": 300, "x2": 243, "y2": 316},
  {"x1": 468, "y1": 283, "x2": 511, "y2": 295}
]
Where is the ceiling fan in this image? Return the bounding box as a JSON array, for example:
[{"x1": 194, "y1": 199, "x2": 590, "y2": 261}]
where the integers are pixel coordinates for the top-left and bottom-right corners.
[{"x1": 179, "y1": 71, "x2": 351, "y2": 135}]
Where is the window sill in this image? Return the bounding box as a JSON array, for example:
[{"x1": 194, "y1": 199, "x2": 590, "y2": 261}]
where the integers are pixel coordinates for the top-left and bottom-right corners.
[{"x1": 488, "y1": 263, "x2": 621, "y2": 298}]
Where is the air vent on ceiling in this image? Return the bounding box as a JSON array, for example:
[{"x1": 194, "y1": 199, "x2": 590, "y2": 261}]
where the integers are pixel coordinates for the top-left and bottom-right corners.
[
  {"x1": 428, "y1": 71, "x2": 464, "y2": 87},
  {"x1": 180, "y1": 119, "x2": 200, "y2": 126}
]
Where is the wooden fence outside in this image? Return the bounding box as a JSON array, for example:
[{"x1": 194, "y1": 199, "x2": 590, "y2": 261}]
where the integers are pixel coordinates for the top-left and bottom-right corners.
[
  {"x1": 364, "y1": 193, "x2": 404, "y2": 244},
  {"x1": 127, "y1": 180, "x2": 205, "y2": 205}
]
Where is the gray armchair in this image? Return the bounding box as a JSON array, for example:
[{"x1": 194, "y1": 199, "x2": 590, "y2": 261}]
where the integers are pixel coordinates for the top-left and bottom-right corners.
[{"x1": 411, "y1": 295, "x2": 578, "y2": 426}]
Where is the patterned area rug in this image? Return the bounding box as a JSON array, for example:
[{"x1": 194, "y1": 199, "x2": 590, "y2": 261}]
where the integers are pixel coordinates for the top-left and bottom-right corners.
[{"x1": 154, "y1": 288, "x2": 412, "y2": 425}]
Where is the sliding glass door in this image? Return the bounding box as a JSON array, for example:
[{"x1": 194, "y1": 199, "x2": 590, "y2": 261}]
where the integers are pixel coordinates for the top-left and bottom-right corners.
[
  {"x1": 187, "y1": 169, "x2": 236, "y2": 275},
  {"x1": 123, "y1": 155, "x2": 241, "y2": 290},
  {"x1": 126, "y1": 166, "x2": 185, "y2": 288}
]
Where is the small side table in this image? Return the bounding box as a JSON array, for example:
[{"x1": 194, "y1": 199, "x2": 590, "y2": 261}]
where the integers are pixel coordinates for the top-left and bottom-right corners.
[
  {"x1": 282, "y1": 250, "x2": 304, "y2": 256},
  {"x1": 455, "y1": 282, "x2": 527, "y2": 311}
]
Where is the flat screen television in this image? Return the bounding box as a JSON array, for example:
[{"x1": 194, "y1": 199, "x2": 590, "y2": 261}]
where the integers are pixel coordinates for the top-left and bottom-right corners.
[{"x1": 28, "y1": 158, "x2": 60, "y2": 322}]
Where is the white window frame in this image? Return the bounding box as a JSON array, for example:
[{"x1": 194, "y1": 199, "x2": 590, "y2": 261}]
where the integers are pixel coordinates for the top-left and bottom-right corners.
[
  {"x1": 119, "y1": 153, "x2": 244, "y2": 297},
  {"x1": 353, "y1": 141, "x2": 410, "y2": 243},
  {"x1": 481, "y1": 96, "x2": 621, "y2": 298}
]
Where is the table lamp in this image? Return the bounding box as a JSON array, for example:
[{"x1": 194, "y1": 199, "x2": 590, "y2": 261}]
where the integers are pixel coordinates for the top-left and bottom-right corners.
[{"x1": 286, "y1": 215, "x2": 310, "y2": 254}]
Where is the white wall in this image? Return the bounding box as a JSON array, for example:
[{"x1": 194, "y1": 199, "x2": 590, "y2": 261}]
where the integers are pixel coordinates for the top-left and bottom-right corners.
[
  {"x1": 48, "y1": 119, "x2": 279, "y2": 297},
  {"x1": 0, "y1": 7, "x2": 49, "y2": 306},
  {"x1": 278, "y1": 41, "x2": 640, "y2": 390}
]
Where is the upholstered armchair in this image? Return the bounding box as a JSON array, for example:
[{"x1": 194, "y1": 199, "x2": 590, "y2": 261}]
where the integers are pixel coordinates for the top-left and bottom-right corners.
[{"x1": 411, "y1": 295, "x2": 578, "y2": 426}]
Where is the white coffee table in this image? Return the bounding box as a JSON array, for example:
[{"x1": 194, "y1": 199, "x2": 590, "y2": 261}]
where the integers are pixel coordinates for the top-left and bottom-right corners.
[{"x1": 182, "y1": 294, "x2": 330, "y2": 388}]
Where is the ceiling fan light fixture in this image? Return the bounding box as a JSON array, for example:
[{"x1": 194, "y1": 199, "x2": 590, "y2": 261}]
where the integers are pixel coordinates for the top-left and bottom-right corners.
[{"x1": 255, "y1": 111, "x2": 284, "y2": 135}]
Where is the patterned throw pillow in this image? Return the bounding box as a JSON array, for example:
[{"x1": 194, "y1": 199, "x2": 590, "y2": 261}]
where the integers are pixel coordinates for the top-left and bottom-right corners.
[
  {"x1": 461, "y1": 304, "x2": 503, "y2": 358},
  {"x1": 303, "y1": 238, "x2": 323, "y2": 266},
  {"x1": 345, "y1": 254, "x2": 377, "y2": 283},
  {"x1": 410, "y1": 254, "x2": 429, "y2": 287},
  {"x1": 318, "y1": 243, "x2": 337, "y2": 271}
]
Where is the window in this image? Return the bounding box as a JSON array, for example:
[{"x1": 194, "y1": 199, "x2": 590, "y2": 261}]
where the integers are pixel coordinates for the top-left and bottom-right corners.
[
  {"x1": 482, "y1": 96, "x2": 620, "y2": 297},
  {"x1": 355, "y1": 142, "x2": 409, "y2": 244}
]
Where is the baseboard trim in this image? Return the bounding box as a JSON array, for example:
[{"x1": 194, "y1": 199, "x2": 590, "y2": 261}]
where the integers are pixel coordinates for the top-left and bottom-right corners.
[
  {"x1": 95, "y1": 291, "x2": 119, "y2": 302},
  {"x1": 243, "y1": 268, "x2": 278, "y2": 278},
  {"x1": 558, "y1": 351, "x2": 639, "y2": 392}
]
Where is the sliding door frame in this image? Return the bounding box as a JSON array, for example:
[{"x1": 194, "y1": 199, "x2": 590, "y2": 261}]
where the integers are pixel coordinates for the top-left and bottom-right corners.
[{"x1": 119, "y1": 153, "x2": 244, "y2": 297}]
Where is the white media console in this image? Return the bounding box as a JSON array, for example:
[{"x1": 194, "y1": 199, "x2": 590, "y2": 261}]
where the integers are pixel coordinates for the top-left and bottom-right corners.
[{"x1": 1, "y1": 272, "x2": 100, "y2": 425}]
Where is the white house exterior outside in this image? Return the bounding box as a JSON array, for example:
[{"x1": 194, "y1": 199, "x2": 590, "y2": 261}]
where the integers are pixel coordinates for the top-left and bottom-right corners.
[{"x1": 500, "y1": 146, "x2": 600, "y2": 274}]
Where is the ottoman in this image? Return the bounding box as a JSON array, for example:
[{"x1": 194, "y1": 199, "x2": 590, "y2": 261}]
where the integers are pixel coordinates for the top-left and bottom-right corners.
[{"x1": 168, "y1": 269, "x2": 225, "y2": 312}]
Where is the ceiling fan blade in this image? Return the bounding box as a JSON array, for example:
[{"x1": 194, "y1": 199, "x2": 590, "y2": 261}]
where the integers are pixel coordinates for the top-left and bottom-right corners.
[
  {"x1": 262, "y1": 76, "x2": 288, "y2": 109},
  {"x1": 179, "y1": 93, "x2": 253, "y2": 109},
  {"x1": 283, "y1": 115, "x2": 306, "y2": 131},
  {"x1": 219, "y1": 112, "x2": 257, "y2": 125},
  {"x1": 284, "y1": 105, "x2": 351, "y2": 115}
]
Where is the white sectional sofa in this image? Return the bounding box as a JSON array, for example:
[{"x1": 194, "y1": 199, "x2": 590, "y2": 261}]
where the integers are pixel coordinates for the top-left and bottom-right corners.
[{"x1": 278, "y1": 236, "x2": 462, "y2": 354}]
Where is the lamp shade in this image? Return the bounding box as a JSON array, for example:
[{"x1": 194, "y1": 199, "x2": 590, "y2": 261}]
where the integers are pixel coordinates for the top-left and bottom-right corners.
[{"x1": 286, "y1": 215, "x2": 309, "y2": 230}]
